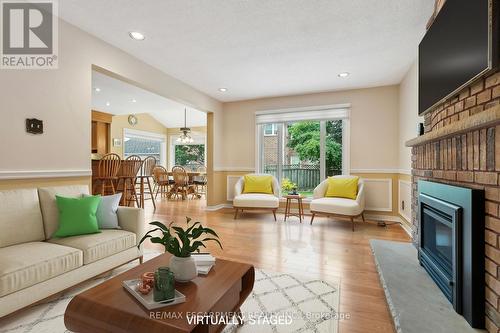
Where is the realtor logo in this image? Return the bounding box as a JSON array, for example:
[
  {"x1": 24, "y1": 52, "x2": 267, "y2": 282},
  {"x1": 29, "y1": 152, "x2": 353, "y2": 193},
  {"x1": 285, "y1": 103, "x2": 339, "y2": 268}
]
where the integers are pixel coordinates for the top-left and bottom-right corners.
[{"x1": 1, "y1": 0, "x2": 58, "y2": 69}]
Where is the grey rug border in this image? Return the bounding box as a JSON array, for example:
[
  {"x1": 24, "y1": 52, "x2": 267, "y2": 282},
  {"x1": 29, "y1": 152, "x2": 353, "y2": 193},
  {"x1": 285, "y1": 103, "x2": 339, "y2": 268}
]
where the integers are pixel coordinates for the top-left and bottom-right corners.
[{"x1": 370, "y1": 242, "x2": 402, "y2": 333}]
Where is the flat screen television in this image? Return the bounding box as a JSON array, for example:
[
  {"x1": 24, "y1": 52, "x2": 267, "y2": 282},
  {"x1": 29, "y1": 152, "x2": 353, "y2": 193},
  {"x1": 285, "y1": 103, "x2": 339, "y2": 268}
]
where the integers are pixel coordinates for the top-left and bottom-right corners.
[{"x1": 418, "y1": 0, "x2": 498, "y2": 115}]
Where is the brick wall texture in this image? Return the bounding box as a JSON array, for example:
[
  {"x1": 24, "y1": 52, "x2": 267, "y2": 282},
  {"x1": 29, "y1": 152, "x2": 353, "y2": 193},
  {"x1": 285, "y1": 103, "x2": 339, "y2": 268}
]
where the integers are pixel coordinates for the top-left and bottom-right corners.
[{"x1": 412, "y1": 70, "x2": 500, "y2": 332}]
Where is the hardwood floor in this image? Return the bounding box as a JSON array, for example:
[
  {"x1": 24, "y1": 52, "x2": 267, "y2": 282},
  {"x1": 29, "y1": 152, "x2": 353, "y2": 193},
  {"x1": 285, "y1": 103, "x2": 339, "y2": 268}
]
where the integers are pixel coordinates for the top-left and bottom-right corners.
[{"x1": 143, "y1": 198, "x2": 411, "y2": 333}]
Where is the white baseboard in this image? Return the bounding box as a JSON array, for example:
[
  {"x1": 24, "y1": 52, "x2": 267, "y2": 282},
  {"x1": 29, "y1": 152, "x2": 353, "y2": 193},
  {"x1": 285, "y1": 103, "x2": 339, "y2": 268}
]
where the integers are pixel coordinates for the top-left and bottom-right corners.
[{"x1": 205, "y1": 204, "x2": 233, "y2": 211}]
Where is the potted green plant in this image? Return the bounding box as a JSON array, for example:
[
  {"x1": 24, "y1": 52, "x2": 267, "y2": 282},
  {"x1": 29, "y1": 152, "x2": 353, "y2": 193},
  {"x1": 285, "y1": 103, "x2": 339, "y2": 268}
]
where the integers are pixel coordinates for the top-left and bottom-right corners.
[
  {"x1": 138, "y1": 217, "x2": 222, "y2": 282},
  {"x1": 281, "y1": 178, "x2": 298, "y2": 195}
]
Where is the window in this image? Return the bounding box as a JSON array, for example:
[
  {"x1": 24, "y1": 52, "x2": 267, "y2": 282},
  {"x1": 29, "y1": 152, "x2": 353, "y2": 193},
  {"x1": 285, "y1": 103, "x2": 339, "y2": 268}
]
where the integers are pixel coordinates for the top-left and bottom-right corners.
[
  {"x1": 263, "y1": 124, "x2": 278, "y2": 136},
  {"x1": 169, "y1": 133, "x2": 206, "y2": 170},
  {"x1": 256, "y1": 105, "x2": 350, "y2": 197},
  {"x1": 123, "y1": 129, "x2": 166, "y2": 166},
  {"x1": 174, "y1": 144, "x2": 205, "y2": 169}
]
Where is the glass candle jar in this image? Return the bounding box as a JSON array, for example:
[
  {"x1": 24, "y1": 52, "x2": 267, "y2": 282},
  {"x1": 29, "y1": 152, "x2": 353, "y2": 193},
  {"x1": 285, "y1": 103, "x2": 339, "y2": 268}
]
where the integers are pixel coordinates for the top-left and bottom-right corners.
[{"x1": 153, "y1": 266, "x2": 175, "y2": 302}]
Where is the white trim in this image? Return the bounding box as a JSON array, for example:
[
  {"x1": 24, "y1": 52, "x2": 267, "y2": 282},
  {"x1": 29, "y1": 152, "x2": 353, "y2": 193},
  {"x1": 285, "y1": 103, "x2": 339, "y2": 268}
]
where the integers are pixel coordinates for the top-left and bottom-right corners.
[
  {"x1": 364, "y1": 214, "x2": 412, "y2": 238},
  {"x1": 205, "y1": 204, "x2": 232, "y2": 211},
  {"x1": 123, "y1": 128, "x2": 167, "y2": 140},
  {"x1": 0, "y1": 169, "x2": 92, "y2": 180},
  {"x1": 351, "y1": 169, "x2": 407, "y2": 174},
  {"x1": 362, "y1": 178, "x2": 393, "y2": 212},
  {"x1": 213, "y1": 167, "x2": 255, "y2": 172},
  {"x1": 398, "y1": 180, "x2": 412, "y2": 223},
  {"x1": 255, "y1": 103, "x2": 351, "y2": 115},
  {"x1": 399, "y1": 169, "x2": 412, "y2": 175},
  {"x1": 342, "y1": 118, "x2": 350, "y2": 175}
]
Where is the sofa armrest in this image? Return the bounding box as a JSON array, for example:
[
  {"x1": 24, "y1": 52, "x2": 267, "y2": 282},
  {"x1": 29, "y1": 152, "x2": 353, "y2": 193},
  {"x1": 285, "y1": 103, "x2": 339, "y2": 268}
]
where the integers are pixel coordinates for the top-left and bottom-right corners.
[
  {"x1": 117, "y1": 207, "x2": 145, "y2": 249},
  {"x1": 356, "y1": 183, "x2": 365, "y2": 211},
  {"x1": 234, "y1": 178, "x2": 244, "y2": 197},
  {"x1": 313, "y1": 180, "x2": 328, "y2": 199}
]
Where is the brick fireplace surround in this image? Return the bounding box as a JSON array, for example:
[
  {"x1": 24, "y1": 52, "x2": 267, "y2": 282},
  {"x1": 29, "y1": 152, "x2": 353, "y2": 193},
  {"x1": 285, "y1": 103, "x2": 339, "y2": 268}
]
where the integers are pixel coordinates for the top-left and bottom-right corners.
[
  {"x1": 408, "y1": 70, "x2": 500, "y2": 331},
  {"x1": 405, "y1": 0, "x2": 500, "y2": 330}
]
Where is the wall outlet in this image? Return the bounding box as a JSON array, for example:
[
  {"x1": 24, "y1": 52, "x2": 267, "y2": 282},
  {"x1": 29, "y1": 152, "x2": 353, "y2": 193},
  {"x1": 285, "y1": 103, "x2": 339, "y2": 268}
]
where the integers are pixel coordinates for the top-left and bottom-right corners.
[{"x1": 26, "y1": 118, "x2": 43, "y2": 134}]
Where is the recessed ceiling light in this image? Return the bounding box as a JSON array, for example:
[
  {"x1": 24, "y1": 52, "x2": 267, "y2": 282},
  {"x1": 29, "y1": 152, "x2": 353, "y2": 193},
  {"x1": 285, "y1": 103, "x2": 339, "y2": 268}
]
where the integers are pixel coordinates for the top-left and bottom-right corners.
[
  {"x1": 338, "y1": 72, "x2": 350, "y2": 78},
  {"x1": 218, "y1": 88, "x2": 228, "y2": 92},
  {"x1": 94, "y1": 87, "x2": 101, "y2": 92},
  {"x1": 131, "y1": 98, "x2": 137, "y2": 103},
  {"x1": 106, "y1": 102, "x2": 110, "y2": 106},
  {"x1": 129, "y1": 31, "x2": 145, "y2": 40}
]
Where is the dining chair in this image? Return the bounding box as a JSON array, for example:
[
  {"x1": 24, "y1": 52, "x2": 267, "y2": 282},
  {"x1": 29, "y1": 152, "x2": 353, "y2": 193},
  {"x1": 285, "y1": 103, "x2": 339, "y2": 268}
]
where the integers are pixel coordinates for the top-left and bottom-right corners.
[
  {"x1": 135, "y1": 156, "x2": 157, "y2": 209},
  {"x1": 169, "y1": 166, "x2": 195, "y2": 200},
  {"x1": 95, "y1": 153, "x2": 121, "y2": 195},
  {"x1": 119, "y1": 155, "x2": 142, "y2": 207},
  {"x1": 152, "y1": 165, "x2": 171, "y2": 200},
  {"x1": 193, "y1": 165, "x2": 207, "y2": 198}
]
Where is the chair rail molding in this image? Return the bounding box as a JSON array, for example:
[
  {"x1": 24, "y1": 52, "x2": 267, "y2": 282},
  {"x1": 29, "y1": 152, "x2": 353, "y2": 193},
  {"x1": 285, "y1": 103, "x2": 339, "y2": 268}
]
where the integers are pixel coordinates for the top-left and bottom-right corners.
[
  {"x1": 214, "y1": 167, "x2": 255, "y2": 172},
  {"x1": 0, "y1": 169, "x2": 92, "y2": 180}
]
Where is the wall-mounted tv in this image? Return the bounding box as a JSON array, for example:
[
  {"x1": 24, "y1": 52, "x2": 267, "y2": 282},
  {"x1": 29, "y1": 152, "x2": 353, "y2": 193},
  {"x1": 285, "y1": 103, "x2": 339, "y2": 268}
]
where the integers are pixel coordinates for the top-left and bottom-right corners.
[{"x1": 418, "y1": 0, "x2": 498, "y2": 116}]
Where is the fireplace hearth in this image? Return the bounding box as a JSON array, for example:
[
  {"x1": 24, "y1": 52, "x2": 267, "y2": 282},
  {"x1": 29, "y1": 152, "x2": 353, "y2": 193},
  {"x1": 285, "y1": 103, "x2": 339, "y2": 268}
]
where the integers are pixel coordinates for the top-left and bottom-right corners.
[{"x1": 418, "y1": 180, "x2": 484, "y2": 328}]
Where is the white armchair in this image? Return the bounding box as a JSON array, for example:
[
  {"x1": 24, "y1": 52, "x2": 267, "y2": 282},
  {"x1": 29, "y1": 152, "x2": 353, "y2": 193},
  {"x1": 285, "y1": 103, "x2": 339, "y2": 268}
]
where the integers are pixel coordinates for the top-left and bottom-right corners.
[
  {"x1": 233, "y1": 174, "x2": 280, "y2": 221},
  {"x1": 309, "y1": 175, "x2": 365, "y2": 231}
]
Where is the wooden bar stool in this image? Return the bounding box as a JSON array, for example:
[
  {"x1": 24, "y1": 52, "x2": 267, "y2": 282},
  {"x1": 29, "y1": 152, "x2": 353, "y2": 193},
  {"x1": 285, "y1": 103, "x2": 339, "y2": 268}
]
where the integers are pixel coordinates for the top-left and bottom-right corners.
[
  {"x1": 136, "y1": 156, "x2": 157, "y2": 209},
  {"x1": 95, "y1": 153, "x2": 121, "y2": 196},
  {"x1": 119, "y1": 155, "x2": 142, "y2": 207}
]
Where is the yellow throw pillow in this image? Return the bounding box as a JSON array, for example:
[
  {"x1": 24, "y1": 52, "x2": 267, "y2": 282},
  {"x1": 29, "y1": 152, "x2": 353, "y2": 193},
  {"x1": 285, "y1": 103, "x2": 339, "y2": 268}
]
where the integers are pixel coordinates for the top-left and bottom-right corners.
[
  {"x1": 325, "y1": 177, "x2": 359, "y2": 199},
  {"x1": 243, "y1": 175, "x2": 274, "y2": 194}
]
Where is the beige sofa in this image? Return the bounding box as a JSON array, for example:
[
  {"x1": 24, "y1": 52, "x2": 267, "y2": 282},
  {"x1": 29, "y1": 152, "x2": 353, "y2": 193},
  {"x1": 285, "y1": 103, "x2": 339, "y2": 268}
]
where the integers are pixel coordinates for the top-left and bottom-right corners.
[{"x1": 0, "y1": 185, "x2": 145, "y2": 317}]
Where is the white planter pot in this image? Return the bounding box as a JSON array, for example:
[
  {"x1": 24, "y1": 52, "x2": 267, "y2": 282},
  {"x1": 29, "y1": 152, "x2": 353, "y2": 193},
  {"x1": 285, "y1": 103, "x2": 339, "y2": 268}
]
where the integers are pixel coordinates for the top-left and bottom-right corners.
[{"x1": 169, "y1": 256, "x2": 197, "y2": 282}]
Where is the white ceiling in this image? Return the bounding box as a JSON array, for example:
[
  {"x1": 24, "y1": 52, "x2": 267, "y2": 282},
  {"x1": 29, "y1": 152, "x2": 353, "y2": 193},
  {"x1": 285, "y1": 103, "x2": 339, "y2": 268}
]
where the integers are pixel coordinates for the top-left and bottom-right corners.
[
  {"x1": 62, "y1": 0, "x2": 434, "y2": 102},
  {"x1": 92, "y1": 71, "x2": 206, "y2": 128}
]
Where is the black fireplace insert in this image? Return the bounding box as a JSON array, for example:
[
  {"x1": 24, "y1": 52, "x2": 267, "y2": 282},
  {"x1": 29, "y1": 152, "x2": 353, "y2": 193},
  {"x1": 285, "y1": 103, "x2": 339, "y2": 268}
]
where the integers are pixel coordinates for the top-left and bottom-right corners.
[
  {"x1": 418, "y1": 180, "x2": 484, "y2": 328},
  {"x1": 419, "y1": 193, "x2": 461, "y2": 309}
]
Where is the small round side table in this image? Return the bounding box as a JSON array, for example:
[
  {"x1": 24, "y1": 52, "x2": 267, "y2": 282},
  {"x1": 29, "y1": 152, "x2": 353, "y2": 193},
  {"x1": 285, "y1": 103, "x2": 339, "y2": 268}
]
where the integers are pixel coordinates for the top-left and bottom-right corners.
[{"x1": 284, "y1": 194, "x2": 305, "y2": 223}]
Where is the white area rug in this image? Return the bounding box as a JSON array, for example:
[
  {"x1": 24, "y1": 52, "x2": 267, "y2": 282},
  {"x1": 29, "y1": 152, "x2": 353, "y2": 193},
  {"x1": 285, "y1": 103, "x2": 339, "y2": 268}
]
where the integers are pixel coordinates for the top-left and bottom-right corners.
[{"x1": 0, "y1": 253, "x2": 340, "y2": 333}]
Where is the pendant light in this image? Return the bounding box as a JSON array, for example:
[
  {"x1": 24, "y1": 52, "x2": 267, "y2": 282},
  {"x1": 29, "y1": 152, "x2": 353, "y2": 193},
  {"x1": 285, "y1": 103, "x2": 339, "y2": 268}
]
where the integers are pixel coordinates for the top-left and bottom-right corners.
[{"x1": 177, "y1": 108, "x2": 194, "y2": 143}]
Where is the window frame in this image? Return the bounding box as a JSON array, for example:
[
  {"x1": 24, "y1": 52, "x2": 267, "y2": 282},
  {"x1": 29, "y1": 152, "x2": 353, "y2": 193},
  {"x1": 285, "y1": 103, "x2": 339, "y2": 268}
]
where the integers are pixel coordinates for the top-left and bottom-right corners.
[
  {"x1": 123, "y1": 128, "x2": 167, "y2": 166},
  {"x1": 255, "y1": 105, "x2": 351, "y2": 189}
]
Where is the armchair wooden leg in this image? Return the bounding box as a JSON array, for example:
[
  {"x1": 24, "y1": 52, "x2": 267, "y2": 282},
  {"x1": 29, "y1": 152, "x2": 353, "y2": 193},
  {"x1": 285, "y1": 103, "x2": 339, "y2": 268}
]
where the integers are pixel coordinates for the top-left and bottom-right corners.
[
  {"x1": 139, "y1": 256, "x2": 143, "y2": 264},
  {"x1": 361, "y1": 213, "x2": 365, "y2": 222},
  {"x1": 272, "y1": 209, "x2": 277, "y2": 221},
  {"x1": 234, "y1": 208, "x2": 239, "y2": 220},
  {"x1": 350, "y1": 216, "x2": 355, "y2": 231},
  {"x1": 310, "y1": 213, "x2": 315, "y2": 225}
]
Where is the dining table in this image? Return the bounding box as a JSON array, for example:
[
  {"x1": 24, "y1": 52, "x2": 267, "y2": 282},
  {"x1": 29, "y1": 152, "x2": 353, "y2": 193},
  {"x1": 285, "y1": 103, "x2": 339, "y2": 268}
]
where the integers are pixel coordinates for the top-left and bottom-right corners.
[{"x1": 164, "y1": 170, "x2": 206, "y2": 199}]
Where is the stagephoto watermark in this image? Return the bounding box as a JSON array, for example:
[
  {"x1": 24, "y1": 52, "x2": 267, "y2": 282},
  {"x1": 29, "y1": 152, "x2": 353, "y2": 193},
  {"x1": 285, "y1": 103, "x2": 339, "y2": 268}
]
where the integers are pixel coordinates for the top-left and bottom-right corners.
[
  {"x1": 1, "y1": 0, "x2": 58, "y2": 69},
  {"x1": 149, "y1": 310, "x2": 351, "y2": 329}
]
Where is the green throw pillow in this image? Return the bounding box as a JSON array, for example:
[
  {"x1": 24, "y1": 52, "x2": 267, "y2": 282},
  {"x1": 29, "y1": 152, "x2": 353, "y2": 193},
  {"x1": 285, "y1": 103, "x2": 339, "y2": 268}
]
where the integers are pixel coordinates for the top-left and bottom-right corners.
[{"x1": 53, "y1": 195, "x2": 102, "y2": 238}]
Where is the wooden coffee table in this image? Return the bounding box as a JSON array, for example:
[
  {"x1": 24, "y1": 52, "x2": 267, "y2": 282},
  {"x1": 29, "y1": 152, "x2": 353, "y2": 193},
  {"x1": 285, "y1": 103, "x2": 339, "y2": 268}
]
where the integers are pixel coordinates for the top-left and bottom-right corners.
[{"x1": 64, "y1": 253, "x2": 255, "y2": 333}]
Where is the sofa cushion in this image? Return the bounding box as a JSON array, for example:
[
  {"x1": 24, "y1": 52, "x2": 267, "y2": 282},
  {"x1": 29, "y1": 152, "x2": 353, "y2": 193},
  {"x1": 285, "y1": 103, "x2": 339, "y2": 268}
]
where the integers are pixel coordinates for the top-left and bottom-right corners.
[
  {"x1": 233, "y1": 194, "x2": 279, "y2": 208},
  {"x1": 310, "y1": 197, "x2": 363, "y2": 216},
  {"x1": 38, "y1": 185, "x2": 90, "y2": 239},
  {"x1": 0, "y1": 189, "x2": 45, "y2": 248},
  {"x1": 48, "y1": 230, "x2": 136, "y2": 265},
  {"x1": 0, "y1": 242, "x2": 82, "y2": 297},
  {"x1": 53, "y1": 195, "x2": 101, "y2": 238}
]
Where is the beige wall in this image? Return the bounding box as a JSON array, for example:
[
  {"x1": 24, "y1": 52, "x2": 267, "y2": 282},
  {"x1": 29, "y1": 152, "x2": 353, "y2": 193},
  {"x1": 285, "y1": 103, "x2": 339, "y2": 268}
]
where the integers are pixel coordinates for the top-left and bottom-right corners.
[
  {"x1": 398, "y1": 61, "x2": 422, "y2": 172},
  {"x1": 0, "y1": 18, "x2": 221, "y2": 177},
  {"x1": 110, "y1": 113, "x2": 167, "y2": 158},
  {"x1": 220, "y1": 85, "x2": 400, "y2": 171}
]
